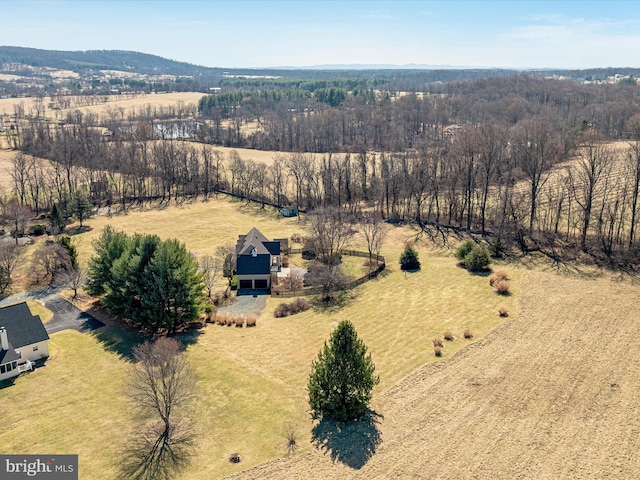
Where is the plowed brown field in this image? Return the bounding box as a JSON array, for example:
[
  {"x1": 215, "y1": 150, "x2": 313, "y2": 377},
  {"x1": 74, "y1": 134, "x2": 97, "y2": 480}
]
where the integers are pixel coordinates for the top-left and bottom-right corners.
[{"x1": 226, "y1": 269, "x2": 640, "y2": 479}]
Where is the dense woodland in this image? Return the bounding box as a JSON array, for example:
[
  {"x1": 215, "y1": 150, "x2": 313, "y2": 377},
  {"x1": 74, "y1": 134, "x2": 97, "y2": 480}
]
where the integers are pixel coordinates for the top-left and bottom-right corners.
[{"x1": 5, "y1": 70, "x2": 640, "y2": 267}]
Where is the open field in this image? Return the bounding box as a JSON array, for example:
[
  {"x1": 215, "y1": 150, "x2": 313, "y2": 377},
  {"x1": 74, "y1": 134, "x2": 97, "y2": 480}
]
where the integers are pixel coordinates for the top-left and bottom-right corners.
[
  {"x1": 227, "y1": 267, "x2": 640, "y2": 480},
  {"x1": 0, "y1": 92, "x2": 204, "y2": 121},
  {"x1": 0, "y1": 196, "x2": 520, "y2": 479}
]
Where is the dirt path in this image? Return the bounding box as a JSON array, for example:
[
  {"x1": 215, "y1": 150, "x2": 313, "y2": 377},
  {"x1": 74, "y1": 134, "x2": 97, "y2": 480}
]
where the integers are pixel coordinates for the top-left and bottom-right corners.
[{"x1": 226, "y1": 270, "x2": 640, "y2": 479}]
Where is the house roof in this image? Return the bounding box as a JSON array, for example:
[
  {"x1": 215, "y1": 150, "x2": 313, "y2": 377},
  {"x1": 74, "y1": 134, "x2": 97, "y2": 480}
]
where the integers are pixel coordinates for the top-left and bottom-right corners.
[
  {"x1": 237, "y1": 255, "x2": 272, "y2": 276},
  {"x1": 236, "y1": 228, "x2": 281, "y2": 256},
  {"x1": 0, "y1": 302, "x2": 49, "y2": 349},
  {"x1": 0, "y1": 343, "x2": 20, "y2": 365}
]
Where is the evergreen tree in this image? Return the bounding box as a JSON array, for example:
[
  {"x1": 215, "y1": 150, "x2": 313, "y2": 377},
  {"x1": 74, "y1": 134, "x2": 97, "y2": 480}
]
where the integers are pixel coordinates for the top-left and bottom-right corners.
[
  {"x1": 57, "y1": 236, "x2": 78, "y2": 269},
  {"x1": 49, "y1": 203, "x2": 65, "y2": 236},
  {"x1": 138, "y1": 239, "x2": 204, "y2": 333},
  {"x1": 74, "y1": 192, "x2": 93, "y2": 228},
  {"x1": 308, "y1": 320, "x2": 379, "y2": 422},
  {"x1": 399, "y1": 244, "x2": 421, "y2": 271},
  {"x1": 86, "y1": 225, "x2": 129, "y2": 295},
  {"x1": 104, "y1": 233, "x2": 160, "y2": 324}
]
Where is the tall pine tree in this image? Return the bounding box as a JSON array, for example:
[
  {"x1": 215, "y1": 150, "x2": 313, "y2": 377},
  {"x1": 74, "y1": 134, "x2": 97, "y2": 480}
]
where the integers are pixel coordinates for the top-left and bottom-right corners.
[{"x1": 308, "y1": 320, "x2": 379, "y2": 422}]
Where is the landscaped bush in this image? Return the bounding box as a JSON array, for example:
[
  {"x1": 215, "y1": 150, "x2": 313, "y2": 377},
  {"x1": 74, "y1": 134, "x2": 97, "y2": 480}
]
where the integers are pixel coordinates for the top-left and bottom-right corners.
[
  {"x1": 464, "y1": 246, "x2": 490, "y2": 272},
  {"x1": 498, "y1": 307, "x2": 509, "y2": 317},
  {"x1": 245, "y1": 316, "x2": 257, "y2": 327},
  {"x1": 281, "y1": 255, "x2": 289, "y2": 268},
  {"x1": 216, "y1": 313, "x2": 229, "y2": 325},
  {"x1": 493, "y1": 280, "x2": 511, "y2": 295},
  {"x1": 301, "y1": 249, "x2": 316, "y2": 260},
  {"x1": 291, "y1": 233, "x2": 304, "y2": 244},
  {"x1": 399, "y1": 244, "x2": 421, "y2": 271},
  {"x1": 432, "y1": 337, "x2": 443, "y2": 348},
  {"x1": 434, "y1": 346, "x2": 443, "y2": 357},
  {"x1": 444, "y1": 331, "x2": 454, "y2": 341},
  {"x1": 455, "y1": 240, "x2": 476, "y2": 260},
  {"x1": 463, "y1": 328, "x2": 474, "y2": 339},
  {"x1": 234, "y1": 317, "x2": 245, "y2": 327},
  {"x1": 489, "y1": 270, "x2": 509, "y2": 286},
  {"x1": 28, "y1": 224, "x2": 46, "y2": 236},
  {"x1": 274, "y1": 298, "x2": 310, "y2": 317},
  {"x1": 488, "y1": 237, "x2": 505, "y2": 258}
]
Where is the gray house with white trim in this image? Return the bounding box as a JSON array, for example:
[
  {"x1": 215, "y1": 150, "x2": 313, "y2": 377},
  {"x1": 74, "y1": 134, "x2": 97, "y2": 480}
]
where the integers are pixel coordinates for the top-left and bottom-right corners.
[{"x1": 0, "y1": 302, "x2": 49, "y2": 381}]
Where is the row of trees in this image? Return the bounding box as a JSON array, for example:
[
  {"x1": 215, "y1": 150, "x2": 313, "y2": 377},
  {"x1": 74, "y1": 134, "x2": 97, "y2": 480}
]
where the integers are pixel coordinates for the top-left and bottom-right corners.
[{"x1": 86, "y1": 226, "x2": 205, "y2": 333}]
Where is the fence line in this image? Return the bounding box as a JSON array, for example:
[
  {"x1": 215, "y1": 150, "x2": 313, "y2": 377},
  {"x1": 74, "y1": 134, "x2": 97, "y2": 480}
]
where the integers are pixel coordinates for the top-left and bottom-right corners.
[{"x1": 271, "y1": 250, "x2": 386, "y2": 298}]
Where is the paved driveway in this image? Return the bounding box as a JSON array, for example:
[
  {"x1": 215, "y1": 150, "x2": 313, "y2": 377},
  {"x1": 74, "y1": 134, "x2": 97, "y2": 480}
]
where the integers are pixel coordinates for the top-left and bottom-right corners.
[
  {"x1": 0, "y1": 287, "x2": 104, "y2": 334},
  {"x1": 217, "y1": 294, "x2": 267, "y2": 317}
]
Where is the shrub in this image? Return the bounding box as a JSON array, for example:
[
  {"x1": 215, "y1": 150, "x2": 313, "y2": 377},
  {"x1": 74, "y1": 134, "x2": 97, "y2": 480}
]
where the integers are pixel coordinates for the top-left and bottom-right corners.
[
  {"x1": 229, "y1": 453, "x2": 241, "y2": 463},
  {"x1": 275, "y1": 298, "x2": 310, "y2": 318},
  {"x1": 498, "y1": 307, "x2": 509, "y2": 317},
  {"x1": 281, "y1": 255, "x2": 290, "y2": 268},
  {"x1": 488, "y1": 237, "x2": 505, "y2": 258},
  {"x1": 489, "y1": 270, "x2": 509, "y2": 286},
  {"x1": 443, "y1": 331, "x2": 454, "y2": 341},
  {"x1": 234, "y1": 317, "x2": 244, "y2": 327},
  {"x1": 493, "y1": 280, "x2": 511, "y2": 295},
  {"x1": 434, "y1": 346, "x2": 443, "y2": 357},
  {"x1": 463, "y1": 328, "x2": 474, "y2": 339},
  {"x1": 28, "y1": 224, "x2": 46, "y2": 236},
  {"x1": 291, "y1": 233, "x2": 304, "y2": 244},
  {"x1": 455, "y1": 240, "x2": 476, "y2": 260},
  {"x1": 399, "y1": 244, "x2": 421, "y2": 271},
  {"x1": 246, "y1": 316, "x2": 257, "y2": 327},
  {"x1": 432, "y1": 337, "x2": 443, "y2": 348},
  {"x1": 274, "y1": 303, "x2": 290, "y2": 318},
  {"x1": 301, "y1": 249, "x2": 316, "y2": 260},
  {"x1": 464, "y1": 246, "x2": 490, "y2": 272},
  {"x1": 290, "y1": 298, "x2": 310, "y2": 314},
  {"x1": 216, "y1": 313, "x2": 228, "y2": 325}
]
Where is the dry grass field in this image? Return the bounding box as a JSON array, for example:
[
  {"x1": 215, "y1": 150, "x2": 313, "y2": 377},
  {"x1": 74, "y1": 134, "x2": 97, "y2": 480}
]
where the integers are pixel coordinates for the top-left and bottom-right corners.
[
  {"x1": 0, "y1": 196, "x2": 520, "y2": 479},
  {"x1": 0, "y1": 92, "x2": 204, "y2": 121},
  {"x1": 227, "y1": 267, "x2": 640, "y2": 480}
]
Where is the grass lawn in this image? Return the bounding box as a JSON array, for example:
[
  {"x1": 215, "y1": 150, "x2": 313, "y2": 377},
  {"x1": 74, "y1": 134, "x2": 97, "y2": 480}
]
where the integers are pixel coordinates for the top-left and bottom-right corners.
[{"x1": 0, "y1": 196, "x2": 521, "y2": 479}]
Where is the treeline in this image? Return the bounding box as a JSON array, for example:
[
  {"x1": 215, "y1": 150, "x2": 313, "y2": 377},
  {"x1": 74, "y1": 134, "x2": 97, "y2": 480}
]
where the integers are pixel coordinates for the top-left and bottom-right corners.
[
  {"x1": 196, "y1": 75, "x2": 640, "y2": 152},
  {"x1": 8, "y1": 73, "x2": 640, "y2": 266}
]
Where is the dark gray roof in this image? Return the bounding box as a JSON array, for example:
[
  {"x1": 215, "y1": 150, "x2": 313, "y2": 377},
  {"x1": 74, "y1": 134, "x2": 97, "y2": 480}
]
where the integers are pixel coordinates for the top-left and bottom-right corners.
[
  {"x1": 0, "y1": 343, "x2": 20, "y2": 365},
  {"x1": 0, "y1": 302, "x2": 49, "y2": 349},
  {"x1": 237, "y1": 255, "x2": 271, "y2": 276}
]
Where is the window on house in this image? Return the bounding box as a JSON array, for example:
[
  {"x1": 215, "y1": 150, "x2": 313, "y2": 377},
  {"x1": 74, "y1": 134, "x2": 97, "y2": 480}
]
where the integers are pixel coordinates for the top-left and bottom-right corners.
[{"x1": 0, "y1": 364, "x2": 5, "y2": 374}]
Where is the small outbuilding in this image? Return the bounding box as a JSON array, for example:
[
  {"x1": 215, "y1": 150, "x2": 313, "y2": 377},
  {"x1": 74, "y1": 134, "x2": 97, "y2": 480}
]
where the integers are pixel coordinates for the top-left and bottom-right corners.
[{"x1": 0, "y1": 302, "x2": 49, "y2": 381}]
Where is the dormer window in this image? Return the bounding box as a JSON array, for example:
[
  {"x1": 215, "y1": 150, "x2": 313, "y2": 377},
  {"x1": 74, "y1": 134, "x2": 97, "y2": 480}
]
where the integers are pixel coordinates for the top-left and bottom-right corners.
[{"x1": 251, "y1": 248, "x2": 257, "y2": 257}]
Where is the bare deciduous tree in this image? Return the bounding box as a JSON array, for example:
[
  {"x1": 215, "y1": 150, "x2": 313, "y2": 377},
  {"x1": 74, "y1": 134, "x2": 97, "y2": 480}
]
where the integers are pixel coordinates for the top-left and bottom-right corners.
[
  {"x1": 4, "y1": 198, "x2": 31, "y2": 245},
  {"x1": 56, "y1": 266, "x2": 86, "y2": 299},
  {"x1": 0, "y1": 240, "x2": 24, "y2": 294},
  {"x1": 308, "y1": 207, "x2": 356, "y2": 264},
  {"x1": 198, "y1": 255, "x2": 222, "y2": 299},
  {"x1": 123, "y1": 338, "x2": 195, "y2": 480},
  {"x1": 361, "y1": 212, "x2": 387, "y2": 266}
]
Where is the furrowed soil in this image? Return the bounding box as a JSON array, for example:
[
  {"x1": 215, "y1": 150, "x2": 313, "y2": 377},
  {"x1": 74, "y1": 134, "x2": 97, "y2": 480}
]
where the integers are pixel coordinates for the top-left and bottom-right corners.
[{"x1": 227, "y1": 269, "x2": 640, "y2": 480}]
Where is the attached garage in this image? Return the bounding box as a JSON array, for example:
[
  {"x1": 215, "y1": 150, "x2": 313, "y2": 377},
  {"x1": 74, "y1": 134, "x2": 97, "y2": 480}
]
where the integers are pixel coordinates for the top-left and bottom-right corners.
[
  {"x1": 254, "y1": 279, "x2": 268, "y2": 289},
  {"x1": 239, "y1": 279, "x2": 253, "y2": 289}
]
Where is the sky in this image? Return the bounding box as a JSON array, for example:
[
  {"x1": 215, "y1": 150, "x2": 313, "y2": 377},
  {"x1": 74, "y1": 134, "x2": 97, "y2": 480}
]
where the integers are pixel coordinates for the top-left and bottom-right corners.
[{"x1": 1, "y1": 0, "x2": 640, "y2": 69}]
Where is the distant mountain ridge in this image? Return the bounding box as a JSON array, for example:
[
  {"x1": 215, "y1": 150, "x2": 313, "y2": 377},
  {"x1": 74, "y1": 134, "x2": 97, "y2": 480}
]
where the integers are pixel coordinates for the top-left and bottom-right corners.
[{"x1": 0, "y1": 46, "x2": 220, "y2": 76}]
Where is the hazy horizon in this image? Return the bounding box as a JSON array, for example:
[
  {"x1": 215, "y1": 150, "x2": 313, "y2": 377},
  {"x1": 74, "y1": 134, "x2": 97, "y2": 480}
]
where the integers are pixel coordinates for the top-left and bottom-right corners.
[{"x1": 1, "y1": 1, "x2": 639, "y2": 70}]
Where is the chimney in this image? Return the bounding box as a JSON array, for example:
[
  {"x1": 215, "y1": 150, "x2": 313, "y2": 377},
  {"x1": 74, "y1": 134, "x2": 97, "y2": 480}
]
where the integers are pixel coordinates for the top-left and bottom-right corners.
[{"x1": 0, "y1": 327, "x2": 8, "y2": 351}]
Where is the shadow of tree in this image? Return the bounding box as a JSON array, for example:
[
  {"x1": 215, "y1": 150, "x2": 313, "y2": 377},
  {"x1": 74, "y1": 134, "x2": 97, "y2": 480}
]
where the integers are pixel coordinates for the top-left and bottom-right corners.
[{"x1": 311, "y1": 410, "x2": 383, "y2": 469}]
